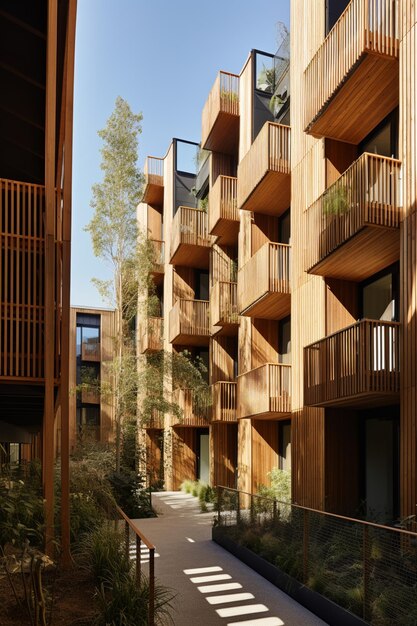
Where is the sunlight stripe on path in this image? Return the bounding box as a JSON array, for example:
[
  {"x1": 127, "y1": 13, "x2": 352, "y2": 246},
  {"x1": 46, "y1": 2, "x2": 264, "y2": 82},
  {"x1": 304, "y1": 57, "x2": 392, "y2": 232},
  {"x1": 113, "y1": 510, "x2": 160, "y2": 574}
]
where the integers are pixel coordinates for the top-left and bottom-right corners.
[
  {"x1": 216, "y1": 605, "x2": 268, "y2": 618},
  {"x1": 227, "y1": 618, "x2": 284, "y2": 626},
  {"x1": 197, "y1": 582, "x2": 242, "y2": 593},
  {"x1": 184, "y1": 566, "x2": 223, "y2": 575},
  {"x1": 206, "y1": 592, "x2": 254, "y2": 605},
  {"x1": 190, "y1": 574, "x2": 232, "y2": 583},
  {"x1": 186, "y1": 537, "x2": 195, "y2": 542}
]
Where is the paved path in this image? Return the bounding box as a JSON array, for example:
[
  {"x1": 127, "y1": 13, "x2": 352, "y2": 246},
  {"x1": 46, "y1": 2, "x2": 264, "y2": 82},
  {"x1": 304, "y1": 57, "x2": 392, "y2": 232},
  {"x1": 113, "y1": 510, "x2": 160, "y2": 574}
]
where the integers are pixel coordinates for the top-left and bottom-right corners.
[{"x1": 133, "y1": 491, "x2": 328, "y2": 626}]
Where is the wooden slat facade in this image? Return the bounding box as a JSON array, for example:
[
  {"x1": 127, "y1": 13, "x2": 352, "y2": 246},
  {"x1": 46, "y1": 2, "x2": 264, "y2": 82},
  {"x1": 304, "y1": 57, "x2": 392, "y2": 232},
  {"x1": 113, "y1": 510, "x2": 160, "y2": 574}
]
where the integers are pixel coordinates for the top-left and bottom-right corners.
[
  {"x1": 171, "y1": 388, "x2": 210, "y2": 427},
  {"x1": 201, "y1": 71, "x2": 240, "y2": 155},
  {"x1": 169, "y1": 299, "x2": 210, "y2": 345},
  {"x1": 238, "y1": 242, "x2": 291, "y2": 319},
  {"x1": 237, "y1": 363, "x2": 291, "y2": 419},
  {"x1": 143, "y1": 156, "x2": 164, "y2": 206},
  {"x1": 211, "y1": 381, "x2": 237, "y2": 422},
  {"x1": 138, "y1": 316, "x2": 163, "y2": 353},
  {"x1": 210, "y1": 280, "x2": 238, "y2": 335},
  {"x1": 209, "y1": 175, "x2": 239, "y2": 245},
  {"x1": 237, "y1": 122, "x2": 291, "y2": 215},
  {"x1": 305, "y1": 0, "x2": 399, "y2": 143}
]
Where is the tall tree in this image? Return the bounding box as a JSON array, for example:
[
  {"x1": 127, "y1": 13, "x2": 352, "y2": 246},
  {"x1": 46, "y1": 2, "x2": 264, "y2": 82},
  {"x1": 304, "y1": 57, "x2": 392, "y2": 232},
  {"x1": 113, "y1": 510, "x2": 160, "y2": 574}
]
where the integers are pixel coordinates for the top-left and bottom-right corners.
[{"x1": 86, "y1": 96, "x2": 143, "y2": 471}]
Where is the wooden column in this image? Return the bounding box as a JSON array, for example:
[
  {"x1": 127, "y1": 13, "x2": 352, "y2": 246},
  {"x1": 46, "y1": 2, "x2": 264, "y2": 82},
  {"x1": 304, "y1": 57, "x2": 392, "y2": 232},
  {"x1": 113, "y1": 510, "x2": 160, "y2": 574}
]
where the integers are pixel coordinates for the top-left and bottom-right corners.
[
  {"x1": 43, "y1": 0, "x2": 58, "y2": 557},
  {"x1": 400, "y1": 1, "x2": 417, "y2": 519}
]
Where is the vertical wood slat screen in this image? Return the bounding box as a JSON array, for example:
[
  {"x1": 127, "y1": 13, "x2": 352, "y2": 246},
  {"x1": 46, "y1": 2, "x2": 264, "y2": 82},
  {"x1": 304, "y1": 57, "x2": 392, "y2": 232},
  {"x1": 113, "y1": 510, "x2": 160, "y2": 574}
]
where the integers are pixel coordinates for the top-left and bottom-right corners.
[
  {"x1": 172, "y1": 387, "x2": 210, "y2": 426},
  {"x1": 169, "y1": 299, "x2": 210, "y2": 340},
  {"x1": 144, "y1": 156, "x2": 164, "y2": 186},
  {"x1": 211, "y1": 281, "x2": 238, "y2": 326},
  {"x1": 304, "y1": 0, "x2": 399, "y2": 128},
  {"x1": 305, "y1": 153, "x2": 402, "y2": 271},
  {"x1": 238, "y1": 122, "x2": 291, "y2": 210},
  {"x1": 201, "y1": 71, "x2": 239, "y2": 147},
  {"x1": 211, "y1": 381, "x2": 237, "y2": 422},
  {"x1": 170, "y1": 207, "x2": 211, "y2": 259},
  {"x1": 238, "y1": 242, "x2": 291, "y2": 313},
  {"x1": 237, "y1": 363, "x2": 291, "y2": 417},
  {"x1": 209, "y1": 175, "x2": 238, "y2": 233},
  {"x1": 0, "y1": 179, "x2": 45, "y2": 379},
  {"x1": 304, "y1": 319, "x2": 400, "y2": 405}
]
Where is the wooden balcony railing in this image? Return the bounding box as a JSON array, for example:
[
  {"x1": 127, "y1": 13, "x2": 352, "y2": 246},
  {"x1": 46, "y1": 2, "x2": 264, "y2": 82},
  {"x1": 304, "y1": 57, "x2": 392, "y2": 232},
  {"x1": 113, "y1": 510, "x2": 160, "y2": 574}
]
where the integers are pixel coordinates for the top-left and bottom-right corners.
[
  {"x1": 238, "y1": 363, "x2": 291, "y2": 419},
  {"x1": 201, "y1": 71, "x2": 239, "y2": 154},
  {"x1": 145, "y1": 408, "x2": 165, "y2": 430},
  {"x1": 211, "y1": 382, "x2": 237, "y2": 423},
  {"x1": 238, "y1": 122, "x2": 291, "y2": 215},
  {"x1": 1, "y1": 179, "x2": 45, "y2": 380},
  {"x1": 170, "y1": 207, "x2": 212, "y2": 267},
  {"x1": 172, "y1": 388, "x2": 210, "y2": 427},
  {"x1": 209, "y1": 175, "x2": 238, "y2": 244},
  {"x1": 81, "y1": 341, "x2": 100, "y2": 361},
  {"x1": 169, "y1": 299, "x2": 210, "y2": 344},
  {"x1": 150, "y1": 239, "x2": 164, "y2": 274},
  {"x1": 238, "y1": 242, "x2": 291, "y2": 319},
  {"x1": 210, "y1": 281, "x2": 238, "y2": 332},
  {"x1": 143, "y1": 156, "x2": 164, "y2": 205},
  {"x1": 81, "y1": 388, "x2": 100, "y2": 404},
  {"x1": 304, "y1": 0, "x2": 399, "y2": 142},
  {"x1": 306, "y1": 153, "x2": 401, "y2": 280},
  {"x1": 304, "y1": 319, "x2": 400, "y2": 407},
  {"x1": 139, "y1": 317, "x2": 163, "y2": 354}
]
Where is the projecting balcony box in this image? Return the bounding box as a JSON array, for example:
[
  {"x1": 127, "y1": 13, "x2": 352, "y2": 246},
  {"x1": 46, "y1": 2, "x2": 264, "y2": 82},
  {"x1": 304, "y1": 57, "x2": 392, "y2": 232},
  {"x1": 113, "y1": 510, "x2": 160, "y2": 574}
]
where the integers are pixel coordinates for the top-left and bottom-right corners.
[
  {"x1": 171, "y1": 388, "x2": 210, "y2": 427},
  {"x1": 169, "y1": 207, "x2": 212, "y2": 269},
  {"x1": 169, "y1": 299, "x2": 210, "y2": 346},
  {"x1": 238, "y1": 242, "x2": 290, "y2": 319},
  {"x1": 304, "y1": 319, "x2": 400, "y2": 408},
  {"x1": 211, "y1": 382, "x2": 237, "y2": 423},
  {"x1": 145, "y1": 409, "x2": 164, "y2": 430},
  {"x1": 210, "y1": 281, "x2": 238, "y2": 336},
  {"x1": 201, "y1": 71, "x2": 239, "y2": 155},
  {"x1": 81, "y1": 340, "x2": 100, "y2": 362},
  {"x1": 81, "y1": 388, "x2": 100, "y2": 404},
  {"x1": 306, "y1": 153, "x2": 401, "y2": 281},
  {"x1": 142, "y1": 157, "x2": 164, "y2": 206},
  {"x1": 237, "y1": 122, "x2": 290, "y2": 215},
  {"x1": 138, "y1": 317, "x2": 163, "y2": 354},
  {"x1": 237, "y1": 363, "x2": 291, "y2": 420},
  {"x1": 304, "y1": 0, "x2": 399, "y2": 143},
  {"x1": 209, "y1": 175, "x2": 239, "y2": 245},
  {"x1": 150, "y1": 239, "x2": 164, "y2": 278}
]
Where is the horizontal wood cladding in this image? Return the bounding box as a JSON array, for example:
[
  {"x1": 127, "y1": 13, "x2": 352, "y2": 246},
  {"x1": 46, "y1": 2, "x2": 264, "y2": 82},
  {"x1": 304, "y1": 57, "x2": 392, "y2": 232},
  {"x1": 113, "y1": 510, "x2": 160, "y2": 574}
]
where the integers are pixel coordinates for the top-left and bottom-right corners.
[
  {"x1": 169, "y1": 299, "x2": 210, "y2": 346},
  {"x1": 169, "y1": 206, "x2": 212, "y2": 269},
  {"x1": 210, "y1": 280, "x2": 238, "y2": 335},
  {"x1": 306, "y1": 153, "x2": 401, "y2": 281},
  {"x1": 304, "y1": 0, "x2": 399, "y2": 143},
  {"x1": 201, "y1": 71, "x2": 240, "y2": 155},
  {"x1": 304, "y1": 319, "x2": 400, "y2": 408},
  {"x1": 1, "y1": 179, "x2": 45, "y2": 380},
  {"x1": 209, "y1": 175, "x2": 239, "y2": 245},
  {"x1": 138, "y1": 316, "x2": 163, "y2": 353},
  {"x1": 211, "y1": 381, "x2": 237, "y2": 422},
  {"x1": 238, "y1": 242, "x2": 291, "y2": 319},
  {"x1": 237, "y1": 363, "x2": 291, "y2": 419},
  {"x1": 237, "y1": 122, "x2": 291, "y2": 215},
  {"x1": 142, "y1": 157, "x2": 164, "y2": 206},
  {"x1": 171, "y1": 388, "x2": 210, "y2": 427}
]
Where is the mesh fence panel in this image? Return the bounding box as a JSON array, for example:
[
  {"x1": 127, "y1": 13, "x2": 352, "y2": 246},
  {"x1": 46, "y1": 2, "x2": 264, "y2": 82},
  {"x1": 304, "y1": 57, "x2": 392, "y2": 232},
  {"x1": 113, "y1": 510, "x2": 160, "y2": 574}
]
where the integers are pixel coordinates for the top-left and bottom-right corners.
[{"x1": 216, "y1": 487, "x2": 417, "y2": 625}]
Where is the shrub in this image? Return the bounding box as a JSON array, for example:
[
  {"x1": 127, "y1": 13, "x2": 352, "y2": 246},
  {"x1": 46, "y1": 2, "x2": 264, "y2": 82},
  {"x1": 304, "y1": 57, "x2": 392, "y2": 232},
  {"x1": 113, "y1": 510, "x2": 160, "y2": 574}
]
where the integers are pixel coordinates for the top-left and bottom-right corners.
[
  {"x1": 108, "y1": 471, "x2": 154, "y2": 519},
  {"x1": 76, "y1": 524, "x2": 130, "y2": 584},
  {"x1": 0, "y1": 477, "x2": 44, "y2": 550}
]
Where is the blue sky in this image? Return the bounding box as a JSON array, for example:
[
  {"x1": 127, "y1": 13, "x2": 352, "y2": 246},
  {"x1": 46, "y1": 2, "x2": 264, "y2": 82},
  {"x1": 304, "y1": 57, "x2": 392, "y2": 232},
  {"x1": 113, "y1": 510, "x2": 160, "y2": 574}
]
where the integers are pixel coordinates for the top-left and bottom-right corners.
[{"x1": 71, "y1": 0, "x2": 290, "y2": 308}]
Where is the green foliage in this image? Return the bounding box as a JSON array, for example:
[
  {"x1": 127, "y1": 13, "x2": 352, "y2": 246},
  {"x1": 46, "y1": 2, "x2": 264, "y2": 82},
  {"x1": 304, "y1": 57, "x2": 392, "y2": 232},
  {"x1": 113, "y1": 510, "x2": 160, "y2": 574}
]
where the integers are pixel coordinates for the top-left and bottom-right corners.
[
  {"x1": 76, "y1": 524, "x2": 130, "y2": 584},
  {"x1": 323, "y1": 185, "x2": 349, "y2": 216},
  {"x1": 257, "y1": 468, "x2": 291, "y2": 504},
  {"x1": 108, "y1": 471, "x2": 154, "y2": 519},
  {"x1": 198, "y1": 196, "x2": 208, "y2": 212},
  {"x1": 0, "y1": 477, "x2": 44, "y2": 550},
  {"x1": 180, "y1": 480, "x2": 215, "y2": 512}
]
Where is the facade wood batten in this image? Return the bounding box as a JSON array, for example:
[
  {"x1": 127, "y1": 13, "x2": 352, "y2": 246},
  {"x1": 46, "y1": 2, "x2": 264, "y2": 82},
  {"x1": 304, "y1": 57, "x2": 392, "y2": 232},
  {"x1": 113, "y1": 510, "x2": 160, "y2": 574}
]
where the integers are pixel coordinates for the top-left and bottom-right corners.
[
  {"x1": 0, "y1": 0, "x2": 77, "y2": 555},
  {"x1": 138, "y1": 0, "x2": 417, "y2": 528}
]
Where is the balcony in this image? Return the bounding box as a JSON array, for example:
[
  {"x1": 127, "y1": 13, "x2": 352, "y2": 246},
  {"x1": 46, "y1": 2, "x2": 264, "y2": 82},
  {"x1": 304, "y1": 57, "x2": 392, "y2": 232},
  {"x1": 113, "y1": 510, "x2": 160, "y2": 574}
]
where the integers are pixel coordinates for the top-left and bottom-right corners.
[
  {"x1": 209, "y1": 175, "x2": 239, "y2": 245},
  {"x1": 304, "y1": 0, "x2": 399, "y2": 143},
  {"x1": 201, "y1": 71, "x2": 239, "y2": 155},
  {"x1": 143, "y1": 157, "x2": 164, "y2": 206},
  {"x1": 304, "y1": 319, "x2": 400, "y2": 408},
  {"x1": 81, "y1": 388, "x2": 100, "y2": 404},
  {"x1": 145, "y1": 409, "x2": 164, "y2": 430},
  {"x1": 138, "y1": 317, "x2": 163, "y2": 354},
  {"x1": 172, "y1": 388, "x2": 210, "y2": 427},
  {"x1": 306, "y1": 153, "x2": 401, "y2": 281},
  {"x1": 150, "y1": 239, "x2": 164, "y2": 277},
  {"x1": 170, "y1": 207, "x2": 212, "y2": 268},
  {"x1": 237, "y1": 122, "x2": 290, "y2": 215},
  {"x1": 169, "y1": 299, "x2": 210, "y2": 346},
  {"x1": 81, "y1": 341, "x2": 100, "y2": 362},
  {"x1": 238, "y1": 243, "x2": 290, "y2": 319},
  {"x1": 211, "y1": 382, "x2": 237, "y2": 423},
  {"x1": 237, "y1": 363, "x2": 291, "y2": 419},
  {"x1": 210, "y1": 281, "x2": 238, "y2": 335}
]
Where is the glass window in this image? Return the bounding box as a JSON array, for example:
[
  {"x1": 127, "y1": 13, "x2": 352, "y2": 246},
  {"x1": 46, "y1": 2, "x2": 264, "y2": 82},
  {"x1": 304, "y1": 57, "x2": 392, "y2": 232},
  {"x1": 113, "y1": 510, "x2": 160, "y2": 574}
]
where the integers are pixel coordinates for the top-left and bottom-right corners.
[
  {"x1": 279, "y1": 316, "x2": 291, "y2": 364},
  {"x1": 176, "y1": 140, "x2": 199, "y2": 174},
  {"x1": 77, "y1": 406, "x2": 100, "y2": 427},
  {"x1": 361, "y1": 270, "x2": 397, "y2": 321},
  {"x1": 255, "y1": 51, "x2": 276, "y2": 93},
  {"x1": 195, "y1": 270, "x2": 209, "y2": 300},
  {"x1": 279, "y1": 421, "x2": 291, "y2": 471}
]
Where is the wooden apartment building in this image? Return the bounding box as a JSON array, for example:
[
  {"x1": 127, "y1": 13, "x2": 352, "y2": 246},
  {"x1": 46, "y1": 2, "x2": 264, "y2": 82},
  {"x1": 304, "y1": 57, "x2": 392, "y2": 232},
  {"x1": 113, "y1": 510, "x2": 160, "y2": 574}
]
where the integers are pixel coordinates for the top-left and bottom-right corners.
[
  {"x1": 139, "y1": 0, "x2": 417, "y2": 524},
  {"x1": 0, "y1": 0, "x2": 77, "y2": 551}
]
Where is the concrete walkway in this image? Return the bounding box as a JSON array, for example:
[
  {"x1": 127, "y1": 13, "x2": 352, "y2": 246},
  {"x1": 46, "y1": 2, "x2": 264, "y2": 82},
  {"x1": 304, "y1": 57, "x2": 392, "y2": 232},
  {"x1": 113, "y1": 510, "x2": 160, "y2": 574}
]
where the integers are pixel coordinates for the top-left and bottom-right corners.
[{"x1": 134, "y1": 491, "x2": 328, "y2": 626}]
